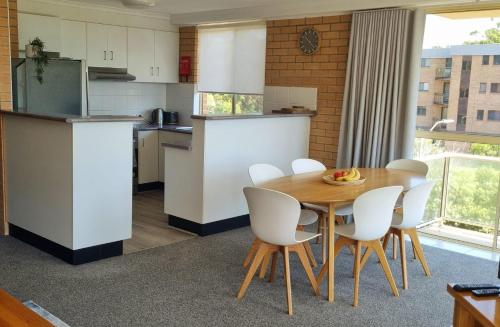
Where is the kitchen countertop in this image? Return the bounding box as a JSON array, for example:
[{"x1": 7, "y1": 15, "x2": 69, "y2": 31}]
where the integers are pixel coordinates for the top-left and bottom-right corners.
[
  {"x1": 1, "y1": 111, "x2": 143, "y2": 123},
  {"x1": 161, "y1": 141, "x2": 192, "y2": 151},
  {"x1": 191, "y1": 113, "x2": 315, "y2": 120},
  {"x1": 134, "y1": 123, "x2": 193, "y2": 135}
]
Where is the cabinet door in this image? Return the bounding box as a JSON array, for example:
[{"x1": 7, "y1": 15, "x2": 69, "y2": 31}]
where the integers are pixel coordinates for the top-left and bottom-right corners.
[
  {"x1": 18, "y1": 13, "x2": 61, "y2": 53},
  {"x1": 107, "y1": 25, "x2": 128, "y2": 68},
  {"x1": 138, "y1": 131, "x2": 159, "y2": 184},
  {"x1": 154, "y1": 31, "x2": 179, "y2": 83},
  {"x1": 61, "y1": 20, "x2": 86, "y2": 60},
  {"x1": 127, "y1": 28, "x2": 155, "y2": 82},
  {"x1": 87, "y1": 23, "x2": 109, "y2": 67}
]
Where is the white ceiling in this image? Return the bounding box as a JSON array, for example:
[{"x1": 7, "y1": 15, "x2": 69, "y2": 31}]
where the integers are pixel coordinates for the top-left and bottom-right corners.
[{"x1": 63, "y1": 0, "x2": 494, "y2": 24}]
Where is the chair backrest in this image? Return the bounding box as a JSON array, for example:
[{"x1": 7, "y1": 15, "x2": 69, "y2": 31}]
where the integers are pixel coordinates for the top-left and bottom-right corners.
[
  {"x1": 291, "y1": 158, "x2": 327, "y2": 174},
  {"x1": 352, "y1": 186, "x2": 403, "y2": 241},
  {"x1": 386, "y1": 159, "x2": 428, "y2": 176},
  {"x1": 243, "y1": 187, "x2": 301, "y2": 246},
  {"x1": 400, "y1": 181, "x2": 435, "y2": 229},
  {"x1": 248, "y1": 164, "x2": 285, "y2": 186}
]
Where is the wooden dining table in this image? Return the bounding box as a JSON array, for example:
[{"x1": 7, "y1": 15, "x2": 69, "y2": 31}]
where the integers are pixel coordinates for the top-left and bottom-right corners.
[{"x1": 260, "y1": 167, "x2": 427, "y2": 303}]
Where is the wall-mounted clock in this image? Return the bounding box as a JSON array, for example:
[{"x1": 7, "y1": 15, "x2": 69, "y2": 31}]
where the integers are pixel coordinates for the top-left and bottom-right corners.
[{"x1": 299, "y1": 28, "x2": 319, "y2": 55}]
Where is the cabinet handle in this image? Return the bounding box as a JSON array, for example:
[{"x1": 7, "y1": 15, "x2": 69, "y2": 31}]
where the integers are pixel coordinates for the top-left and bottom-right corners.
[
  {"x1": 110, "y1": 51, "x2": 114, "y2": 60},
  {"x1": 156, "y1": 67, "x2": 160, "y2": 76},
  {"x1": 104, "y1": 51, "x2": 107, "y2": 60},
  {"x1": 150, "y1": 67, "x2": 154, "y2": 76}
]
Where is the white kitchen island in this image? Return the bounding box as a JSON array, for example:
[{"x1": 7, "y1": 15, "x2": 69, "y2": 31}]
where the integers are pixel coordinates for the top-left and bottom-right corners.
[
  {"x1": 163, "y1": 113, "x2": 313, "y2": 236},
  {"x1": 2, "y1": 111, "x2": 142, "y2": 264}
]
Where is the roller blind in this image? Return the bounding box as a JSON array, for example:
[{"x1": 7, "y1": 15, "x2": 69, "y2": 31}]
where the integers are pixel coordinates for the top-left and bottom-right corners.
[{"x1": 198, "y1": 24, "x2": 266, "y2": 94}]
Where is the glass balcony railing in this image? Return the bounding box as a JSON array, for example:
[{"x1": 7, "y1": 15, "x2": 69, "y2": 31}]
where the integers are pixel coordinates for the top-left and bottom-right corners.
[
  {"x1": 414, "y1": 135, "x2": 500, "y2": 249},
  {"x1": 434, "y1": 93, "x2": 449, "y2": 106},
  {"x1": 436, "y1": 67, "x2": 451, "y2": 79}
]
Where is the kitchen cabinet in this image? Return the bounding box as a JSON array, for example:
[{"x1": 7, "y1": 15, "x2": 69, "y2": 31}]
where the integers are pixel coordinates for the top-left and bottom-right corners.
[
  {"x1": 18, "y1": 13, "x2": 61, "y2": 53},
  {"x1": 87, "y1": 23, "x2": 127, "y2": 68},
  {"x1": 61, "y1": 20, "x2": 86, "y2": 60},
  {"x1": 138, "y1": 130, "x2": 159, "y2": 184},
  {"x1": 127, "y1": 28, "x2": 179, "y2": 83},
  {"x1": 158, "y1": 131, "x2": 191, "y2": 182}
]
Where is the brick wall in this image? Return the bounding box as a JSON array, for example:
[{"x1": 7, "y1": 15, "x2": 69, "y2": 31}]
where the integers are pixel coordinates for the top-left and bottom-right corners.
[
  {"x1": 0, "y1": 0, "x2": 13, "y2": 111},
  {"x1": 179, "y1": 26, "x2": 198, "y2": 83},
  {"x1": 265, "y1": 15, "x2": 351, "y2": 168},
  {"x1": 8, "y1": 0, "x2": 17, "y2": 57}
]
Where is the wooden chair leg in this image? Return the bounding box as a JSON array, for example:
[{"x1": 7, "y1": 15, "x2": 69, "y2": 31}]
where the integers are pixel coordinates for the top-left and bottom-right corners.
[
  {"x1": 353, "y1": 241, "x2": 362, "y2": 307},
  {"x1": 259, "y1": 252, "x2": 272, "y2": 279},
  {"x1": 359, "y1": 246, "x2": 373, "y2": 271},
  {"x1": 398, "y1": 230, "x2": 408, "y2": 289},
  {"x1": 295, "y1": 244, "x2": 320, "y2": 296},
  {"x1": 303, "y1": 241, "x2": 318, "y2": 268},
  {"x1": 237, "y1": 243, "x2": 269, "y2": 300},
  {"x1": 407, "y1": 228, "x2": 431, "y2": 277},
  {"x1": 268, "y1": 252, "x2": 278, "y2": 283},
  {"x1": 382, "y1": 233, "x2": 390, "y2": 252},
  {"x1": 412, "y1": 241, "x2": 417, "y2": 260},
  {"x1": 317, "y1": 236, "x2": 348, "y2": 285},
  {"x1": 316, "y1": 215, "x2": 322, "y2": 244},
  {"x1": 243, "y1": 238, "x2": 261, "y2": 268},
  {"x1": 283, "y1": 246, "x2": 293, "y2": 315},
  {"x1": 392, "y1": 234, "x2": 397, "y2": 260},
  {"x1": 321, "y1": 214, "x2": 328, "y2": 264},
  {"x1": 372, "y1": 240, "x2": 399, "y2": 297}
]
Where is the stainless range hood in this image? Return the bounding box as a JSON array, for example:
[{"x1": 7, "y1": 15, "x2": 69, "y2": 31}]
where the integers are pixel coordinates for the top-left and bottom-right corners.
[{"x1": 88, "y1": 67, "x2": 136, "y2": 81}]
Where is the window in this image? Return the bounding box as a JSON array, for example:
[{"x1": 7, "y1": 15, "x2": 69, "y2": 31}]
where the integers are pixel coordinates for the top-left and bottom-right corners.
[
  {"x1": 488, "y1": 110, "x2": 500, "y2": 121},
  {"x1": 201, "y1": 93, "x2": 263, "y2": 115},
  {"x1": 479, "y1": 83, "x2": 487, "y2": 93},
  {"x1": 494, "y1": 55, "x2": 500, "y2": 65},
  {"x1": 459, "y1": 88, "x2": 469, "y2": 98},
  {"x1": 419, "y1": 82, "x2": 429, "y2": 92},
  {"x1": 417, "y1": 106, "x2": 426, "y2": 116},
  {"x1": 445, "y1": 58, "x2": 452, "y2": 68},
  {"x1": 461, "y1": 59, "x2": 471, "y2": 71},
  {"x1": 420, "y1": 58, "x2": 431, "y2": 67},
  {"x1": 477, "y1": 110, "x2": 484, "y2": 120},
  {"x1": 491, "y1": 83, "x2": 500, "y2": 93},
  {"x1": 482, "y1": 55, "x2": 490, "y2": 65},
  {"x1": 198, "y1": 23, "x2": 266, "y2": 115}
]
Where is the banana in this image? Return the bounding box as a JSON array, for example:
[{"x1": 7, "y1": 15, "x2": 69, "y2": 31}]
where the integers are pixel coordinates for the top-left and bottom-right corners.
[{"x1": 342, "y1": 168, "x2": 356, "y2": 181}]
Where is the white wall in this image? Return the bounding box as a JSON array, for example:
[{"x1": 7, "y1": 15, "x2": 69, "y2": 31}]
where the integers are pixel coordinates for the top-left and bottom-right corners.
[
  {"x1": 19, "y1": 0, "x2": 177, "y2": 32},
  {"x1": 263, "y1": 86, "x2": 317, "y2": 114},
  {"x1": 88, "y1": 81, "x2": 166, "y2": 121},
  {"x1": 165, "y1": 83, "x2": 196, "y2": 126}
]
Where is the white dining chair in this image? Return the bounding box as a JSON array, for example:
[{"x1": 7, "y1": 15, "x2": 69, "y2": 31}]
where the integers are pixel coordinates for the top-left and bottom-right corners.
[
  {"x1": 244, "y1": 164, "x2": 319, "y2": 272},
  {"x1": 317, "y1": 186, "x2": 403, "y2": 307},
  {"x1": 385, "y1": 158, "x2": 429, "y2": 259},
  {"x1": 375, "y1": 181, "x2": 434, "y2": 289},
  {"x1": 291, "y1": 158, "x2": 354, "y2": 263},
  {"x1": 237, "y1": 187, "x2": 320, "y2": 315}
]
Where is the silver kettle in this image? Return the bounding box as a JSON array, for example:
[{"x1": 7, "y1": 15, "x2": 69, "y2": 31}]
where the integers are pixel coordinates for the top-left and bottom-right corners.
[{"x1": 151, "y1": 108, "x2": 164, "y2": 127}]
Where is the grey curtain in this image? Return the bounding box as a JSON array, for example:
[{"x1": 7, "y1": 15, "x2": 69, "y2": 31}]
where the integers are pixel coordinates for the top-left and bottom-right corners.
[{"x1": 336, "y1": 8, "x2": 424, "y2": 168}]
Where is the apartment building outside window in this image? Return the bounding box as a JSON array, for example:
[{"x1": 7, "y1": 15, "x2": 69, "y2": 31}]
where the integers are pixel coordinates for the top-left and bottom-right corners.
[
  {"x1": 494, "y1": 55, "x2": 500, "y2": 65},
  {"x1": 482, "y1": 55, "x2": 490, "y2": 65},
  {"x1": 459, "y1": 88, "x2": 469, "y2": 98},
  {"x1": 491, "y1": 83, "x2": 500, "y2": 93},
  {"x1": 417, "y1": 106, "x2": 427, "y2": 116},
  {"x1": 479, "y1": 83, "x2": 487, "y2": 93},
  {"x1": 487, "y1": 110, "x2": 500, "y2": 121},
  {"x1": 461, "y1": 60, "x2": 471, "y2": 71},
  {"x1": 477, "y1": 110, "x2": 484, "y2": 120},
  {"x1": 420, "y1": 58, "x2": 431, "y2": 67},
  {"x1": 419, "y1": 82, "x2": 429, "y2": 92}
]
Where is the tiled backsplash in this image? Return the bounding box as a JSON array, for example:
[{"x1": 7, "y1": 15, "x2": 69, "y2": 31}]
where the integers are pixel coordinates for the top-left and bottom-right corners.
[
  {"x1": 263, "y1": 86, "x2": 317, "y2": 114},
  {"x1": 88, "y1": 81, "x2": 167, "y2": 121}
]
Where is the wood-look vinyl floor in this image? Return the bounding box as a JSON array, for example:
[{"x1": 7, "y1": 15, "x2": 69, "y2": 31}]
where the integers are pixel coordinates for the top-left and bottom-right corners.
[{"x1": 124, "y1": 190, "x2": 195, "y2": 254}]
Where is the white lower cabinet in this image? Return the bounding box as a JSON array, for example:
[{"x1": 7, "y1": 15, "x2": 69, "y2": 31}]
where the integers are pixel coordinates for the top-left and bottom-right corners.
[
  {"x1": 158, "y1": 131, "x2": 191, "y2": 183},
  {"x1": 138, "y1": 130, "x2": 159, "y2": 184}
]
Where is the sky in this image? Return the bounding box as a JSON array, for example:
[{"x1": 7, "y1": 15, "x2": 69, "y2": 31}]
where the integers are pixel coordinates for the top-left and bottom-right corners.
[{"x1": 423, "y1": 14, "x2": 500, "y2": 49}]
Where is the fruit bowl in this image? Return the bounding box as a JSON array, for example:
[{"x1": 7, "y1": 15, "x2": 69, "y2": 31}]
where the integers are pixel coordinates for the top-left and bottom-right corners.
[{"x1": 322, "y1": 175, "x2": 366, "y2": 186}]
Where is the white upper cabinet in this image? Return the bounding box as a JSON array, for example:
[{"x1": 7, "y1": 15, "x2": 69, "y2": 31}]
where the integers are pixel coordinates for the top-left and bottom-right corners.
[
  {"x1": 61, "y1": 20, "x2": 86, "y2": 60},
  {"x1": 127, "y1": 28, "x2": 155, "y2": 82},
  {"x1": 18, "y1": 13, "x2": 61, "y2": 53},
  {"x1": 127, "y1": 28, "x2": 178, "y2": 83},
  {"x1": 87, "y1": 23, "x2": 127, "y2": 68},
  {"x1": 155, "y1": 31, "x2": 179, "y2": 83}
]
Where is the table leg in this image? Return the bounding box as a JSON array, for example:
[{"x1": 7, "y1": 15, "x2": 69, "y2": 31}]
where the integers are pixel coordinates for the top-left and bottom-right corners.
[{"x1": 328, "y1": 203, "x2": 335, "y2": 303}]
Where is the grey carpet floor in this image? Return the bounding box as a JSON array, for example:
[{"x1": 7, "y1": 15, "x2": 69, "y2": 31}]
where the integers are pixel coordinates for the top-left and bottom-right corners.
[{"x1": 0, "y1": 227, "x2": 498, "y2": 327}]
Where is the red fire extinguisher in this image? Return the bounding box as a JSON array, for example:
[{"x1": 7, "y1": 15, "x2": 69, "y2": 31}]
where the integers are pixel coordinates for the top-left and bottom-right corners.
[{"x1": 179, "y1": 56, "x2": 191, "y2": 82}]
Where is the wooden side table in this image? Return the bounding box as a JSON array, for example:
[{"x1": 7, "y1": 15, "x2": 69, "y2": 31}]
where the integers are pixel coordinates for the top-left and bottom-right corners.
[
  {"x1": 448, "y1": 284, "x2": 500, "y2": 327},
  {"x1": 0, "y1": 289, "x2": 53, "y2": 326}
]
